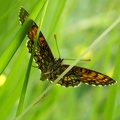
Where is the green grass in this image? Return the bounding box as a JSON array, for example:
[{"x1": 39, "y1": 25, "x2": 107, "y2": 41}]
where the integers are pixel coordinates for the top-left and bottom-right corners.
[{"x1": 0, "y1": 0, "x2": 120, "y2": 120}]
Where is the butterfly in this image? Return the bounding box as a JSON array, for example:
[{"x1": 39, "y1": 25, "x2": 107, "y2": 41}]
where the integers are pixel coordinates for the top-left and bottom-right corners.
[{"x1": 19, "y1": 7, "x2": 116, "y2": 87}]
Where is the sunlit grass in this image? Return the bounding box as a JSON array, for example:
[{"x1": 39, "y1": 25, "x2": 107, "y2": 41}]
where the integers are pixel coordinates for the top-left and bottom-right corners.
[{"x1": 0, "y1": 0, "x2": 120, "y2": 120}]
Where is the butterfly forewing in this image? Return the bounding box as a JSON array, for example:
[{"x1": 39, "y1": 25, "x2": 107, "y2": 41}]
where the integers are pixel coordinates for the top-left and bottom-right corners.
[
  {"x1": 71, "y1": 65, "x2": 115, "y2": 86},
  {"x1": 19, "y1": 7, "x2": 29, "y2": 25},
  {"x1": 19, "y1": 7, "x2": 54, "y2": 74}
]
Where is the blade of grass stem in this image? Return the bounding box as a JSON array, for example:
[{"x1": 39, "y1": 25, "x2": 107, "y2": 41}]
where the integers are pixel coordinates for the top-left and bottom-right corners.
[
  {"x1": 15, "y1": 0, "x2": 48, "y2": 117},
  {"x1": 103, "y1": 38, "x2": 120, "y2": 120},
  {"x1": 15, "y1": 16, "x2": 120, "y2": 120},
  {"x1": 47, "y1": 0, "x2": 66, "y2": 38},
  {"x1": 0, "y1": 20, "x2": 33, "y2": 74}
]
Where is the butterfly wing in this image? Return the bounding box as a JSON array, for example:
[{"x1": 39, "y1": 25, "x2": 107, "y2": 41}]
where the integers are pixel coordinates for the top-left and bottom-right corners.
[
  {"x1": 19, "y1": 7, "x2": 29, "y2": 25},
  {"x1": 47, "y1": 64, "x2": 116, "y2": 87},
  {"x1": 19, "y1": 7, "x2": 54, "y2": 75}
]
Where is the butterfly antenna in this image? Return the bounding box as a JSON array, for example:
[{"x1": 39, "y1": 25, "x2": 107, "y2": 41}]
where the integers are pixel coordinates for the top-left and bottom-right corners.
[
  {"x1": 54, "y1": 34, "x2": 61, "y2": 58},
  {"x1": 64, "y1": 58, "x2": 91, "y2": 61}
]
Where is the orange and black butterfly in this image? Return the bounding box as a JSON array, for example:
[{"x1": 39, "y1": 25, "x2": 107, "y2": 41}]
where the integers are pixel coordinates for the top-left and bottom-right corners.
[{"x1": 19, "y1": 7, "x2": 116, "y2": 87}]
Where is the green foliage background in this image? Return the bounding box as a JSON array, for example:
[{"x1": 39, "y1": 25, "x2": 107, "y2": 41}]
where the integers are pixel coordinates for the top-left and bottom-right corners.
[{"x1": 0, "y1": 0, "x2": 120, "y2": 120}]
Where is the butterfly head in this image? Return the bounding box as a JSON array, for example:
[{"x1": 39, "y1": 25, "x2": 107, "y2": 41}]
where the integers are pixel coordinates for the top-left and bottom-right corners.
[
  {"x1": 44, "y1": 58, "x2": 63, "y2": 75},
  {"x1": 49, "y1": 58, "x2": 63, "y2": 71}
]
